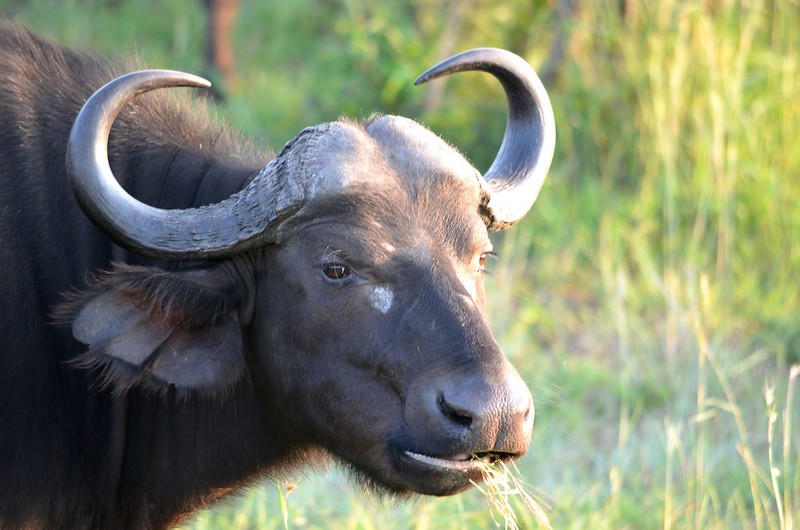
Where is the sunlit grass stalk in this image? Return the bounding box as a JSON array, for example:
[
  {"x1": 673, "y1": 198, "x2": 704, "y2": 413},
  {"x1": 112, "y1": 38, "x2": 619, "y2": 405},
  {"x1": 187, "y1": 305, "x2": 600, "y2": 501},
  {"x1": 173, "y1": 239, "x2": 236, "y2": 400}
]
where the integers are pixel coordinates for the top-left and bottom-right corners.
[
  {"x1": 691, "y1": 271, "x2": 711, "y2": 530},
  {"x1": 470, "y1": 457, "x2": 551, "y2": 530},
  {"x1": 782, "y1": 366, "x2": 799, "y2": 530},
  {"x1": 275, "y1": 480, "x2": 296, "y2": 530},
  {"x1": 766, "y1": 382, "x2": 785, "y2": 530},
  {"x1": 700, "y1": 337, "x2": 769, "y2": 529},
  {"x1": 663, "y1": 419, "x2": 684, "y2": 530},
  {"x1": 699, "y1": 346, "x2": 796, "y2": 530}
]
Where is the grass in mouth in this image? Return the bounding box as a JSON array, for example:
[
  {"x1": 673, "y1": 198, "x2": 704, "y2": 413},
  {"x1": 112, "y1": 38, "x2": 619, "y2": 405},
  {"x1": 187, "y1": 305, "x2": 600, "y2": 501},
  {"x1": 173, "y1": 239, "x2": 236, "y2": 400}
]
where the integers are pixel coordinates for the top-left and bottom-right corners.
[{"x1": 470, "y1": 455, "x2": 552, "y2": 530}]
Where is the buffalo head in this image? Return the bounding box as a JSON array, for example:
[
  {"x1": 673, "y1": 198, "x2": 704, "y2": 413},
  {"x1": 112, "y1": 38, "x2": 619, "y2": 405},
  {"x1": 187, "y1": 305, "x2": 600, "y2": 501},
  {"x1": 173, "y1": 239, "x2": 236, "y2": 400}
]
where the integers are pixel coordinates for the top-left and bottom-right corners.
[{"x1": 65, "y1": 49, "x2": 555, "y2": 496}]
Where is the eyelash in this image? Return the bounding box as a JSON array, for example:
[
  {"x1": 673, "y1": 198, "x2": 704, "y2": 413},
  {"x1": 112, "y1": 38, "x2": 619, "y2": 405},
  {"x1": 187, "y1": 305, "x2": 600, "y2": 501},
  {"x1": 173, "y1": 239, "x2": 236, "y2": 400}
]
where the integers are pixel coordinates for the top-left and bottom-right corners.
[{"x1": 319, "y1": 250, "x2": 354, "y2": 283}]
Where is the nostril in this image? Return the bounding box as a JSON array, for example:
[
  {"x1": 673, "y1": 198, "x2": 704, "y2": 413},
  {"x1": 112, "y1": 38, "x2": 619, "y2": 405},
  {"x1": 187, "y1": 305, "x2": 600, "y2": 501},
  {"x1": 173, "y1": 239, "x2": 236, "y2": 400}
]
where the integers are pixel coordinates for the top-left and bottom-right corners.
[
  {"x1": 523, "y1": 399, "x2": 534, "y2": 425},
  {"x1": 438, "y1": 394, "x2": 473, "y2": 428}
]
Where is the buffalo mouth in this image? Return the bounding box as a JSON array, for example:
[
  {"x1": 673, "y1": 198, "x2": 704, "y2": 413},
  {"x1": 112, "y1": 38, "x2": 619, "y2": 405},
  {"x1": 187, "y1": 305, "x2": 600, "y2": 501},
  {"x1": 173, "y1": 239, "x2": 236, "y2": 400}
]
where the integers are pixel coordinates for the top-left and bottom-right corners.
[
  {"x1": 390, "y1": 449, "x2": 519, "y2": 495},
  {"x1": 403, "y1": 450, "x2": 508, "y2": 472}
]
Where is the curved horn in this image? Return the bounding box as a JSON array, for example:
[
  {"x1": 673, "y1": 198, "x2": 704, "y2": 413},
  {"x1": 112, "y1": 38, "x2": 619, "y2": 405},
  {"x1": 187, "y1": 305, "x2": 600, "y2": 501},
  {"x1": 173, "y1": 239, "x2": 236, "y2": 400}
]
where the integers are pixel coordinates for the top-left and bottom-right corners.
[
  {"x1": 67, "y1": 70, "x2": 306, "y2": 260},
  {"x1": 415, "y1": 48, "x2": 556, "y2": 230}
]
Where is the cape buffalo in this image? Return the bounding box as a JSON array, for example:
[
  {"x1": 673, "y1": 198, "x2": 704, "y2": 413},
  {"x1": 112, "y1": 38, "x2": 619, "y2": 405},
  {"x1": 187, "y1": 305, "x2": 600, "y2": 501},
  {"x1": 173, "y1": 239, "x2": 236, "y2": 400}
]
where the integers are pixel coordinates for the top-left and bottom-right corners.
[{"x1": 0, "y1": 25, "x2": 555, "y2": 529}]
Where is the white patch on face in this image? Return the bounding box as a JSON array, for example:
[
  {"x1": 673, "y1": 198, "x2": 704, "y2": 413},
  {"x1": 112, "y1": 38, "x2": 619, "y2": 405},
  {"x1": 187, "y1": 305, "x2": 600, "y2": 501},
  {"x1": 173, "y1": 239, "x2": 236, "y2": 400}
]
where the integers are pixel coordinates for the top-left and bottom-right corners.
[
  {"x1": 382, "y1": 242, "x2": 396, "y2": 253},
  {"x1": 368, "y1": 285, "x2": 394, "y2": 314}
]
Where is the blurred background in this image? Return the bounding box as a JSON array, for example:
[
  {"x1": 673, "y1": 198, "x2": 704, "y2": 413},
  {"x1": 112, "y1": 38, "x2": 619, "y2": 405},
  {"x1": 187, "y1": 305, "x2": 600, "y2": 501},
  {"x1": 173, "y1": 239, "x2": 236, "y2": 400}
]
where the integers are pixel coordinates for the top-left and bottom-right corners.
[{"x1": 3, "y1": 0, "x2": 798, "y2": 528}]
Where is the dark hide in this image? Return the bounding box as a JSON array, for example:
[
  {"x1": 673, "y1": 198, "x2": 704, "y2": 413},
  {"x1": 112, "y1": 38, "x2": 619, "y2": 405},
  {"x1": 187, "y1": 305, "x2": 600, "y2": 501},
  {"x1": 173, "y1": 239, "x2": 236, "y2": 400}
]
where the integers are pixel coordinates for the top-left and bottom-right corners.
[{"x1": 0, "y1": 25, "x2": 274, "y2": 529}]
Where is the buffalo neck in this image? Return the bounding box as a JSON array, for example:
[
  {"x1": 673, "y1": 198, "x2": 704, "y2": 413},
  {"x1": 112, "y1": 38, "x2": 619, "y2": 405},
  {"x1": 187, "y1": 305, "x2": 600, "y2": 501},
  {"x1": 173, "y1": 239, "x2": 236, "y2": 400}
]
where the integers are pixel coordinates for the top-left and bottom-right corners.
[{"x1": 98, "y1": 381, "x2": 284, "y2": 528}]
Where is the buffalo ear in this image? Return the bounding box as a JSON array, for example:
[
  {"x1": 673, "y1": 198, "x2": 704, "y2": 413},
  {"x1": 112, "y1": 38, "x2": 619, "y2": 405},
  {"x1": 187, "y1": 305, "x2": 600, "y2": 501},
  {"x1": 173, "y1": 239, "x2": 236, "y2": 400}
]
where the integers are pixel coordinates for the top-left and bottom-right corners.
[{"x1": 63, "y1": 264, "x2": 248, "y2": 397}]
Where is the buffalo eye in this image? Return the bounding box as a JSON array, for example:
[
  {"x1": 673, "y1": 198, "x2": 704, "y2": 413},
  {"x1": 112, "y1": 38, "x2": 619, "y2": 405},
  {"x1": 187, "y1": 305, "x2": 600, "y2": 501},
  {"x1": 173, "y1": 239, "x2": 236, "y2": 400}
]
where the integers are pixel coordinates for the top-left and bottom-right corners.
[{"x1": 320, "y1": 256, "x2": 352, "y2": 282}]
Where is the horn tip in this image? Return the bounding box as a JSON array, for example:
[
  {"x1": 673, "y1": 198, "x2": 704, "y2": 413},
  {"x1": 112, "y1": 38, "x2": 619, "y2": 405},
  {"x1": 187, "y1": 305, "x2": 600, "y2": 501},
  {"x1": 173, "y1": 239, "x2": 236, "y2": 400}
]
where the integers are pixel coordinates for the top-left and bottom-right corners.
[
  {"x1": 413, "y1": 72, "x2": 433, "y2": 86},
  {"x1": 180, "y1": 72, "x2": 212, "y2": 89}
]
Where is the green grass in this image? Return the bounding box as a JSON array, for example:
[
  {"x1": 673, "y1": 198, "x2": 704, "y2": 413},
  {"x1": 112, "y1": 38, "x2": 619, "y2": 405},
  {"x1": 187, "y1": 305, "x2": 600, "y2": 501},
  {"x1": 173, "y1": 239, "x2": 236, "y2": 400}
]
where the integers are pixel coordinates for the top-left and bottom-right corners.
[{"x1": 4, "y1": 0, "x2": 799, "y2": 528}]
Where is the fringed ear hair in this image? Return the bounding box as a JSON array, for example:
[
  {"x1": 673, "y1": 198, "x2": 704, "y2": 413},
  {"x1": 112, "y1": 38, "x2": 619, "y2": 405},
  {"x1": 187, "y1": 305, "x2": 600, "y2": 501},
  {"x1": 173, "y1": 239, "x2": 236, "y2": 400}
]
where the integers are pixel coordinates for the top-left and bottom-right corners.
[{"x1": 59, "y1": 264, "x2": 248, "y2": 397}]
